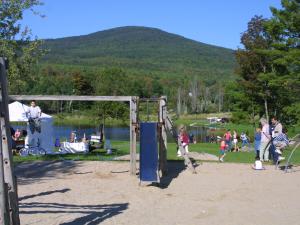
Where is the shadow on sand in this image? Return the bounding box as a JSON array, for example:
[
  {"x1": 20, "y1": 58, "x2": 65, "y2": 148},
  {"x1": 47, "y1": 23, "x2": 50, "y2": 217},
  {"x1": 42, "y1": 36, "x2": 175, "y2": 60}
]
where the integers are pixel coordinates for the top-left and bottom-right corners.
[
  {"x1": 19, "y1": 188, "x2": 71, "y2": 201},
  {"x1": 19, "y1": 201, "x2": 129, "y2": 225},
  {"x1": 278, "y1": 164, "x2": 300, "y2": 173},
  {"x1": 158, "y1": 159, "x2": 199, "y2": 189},
  {"x1": 15, "y1": 160, "x2": 83, "y2": 185}
]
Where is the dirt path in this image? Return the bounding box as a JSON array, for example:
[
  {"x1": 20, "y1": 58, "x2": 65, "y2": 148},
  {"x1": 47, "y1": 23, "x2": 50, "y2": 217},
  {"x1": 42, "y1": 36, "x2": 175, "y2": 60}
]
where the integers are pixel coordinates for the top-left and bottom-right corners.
[{"x1": 16, "y1": 161, "x2": 300, "y2": 225}]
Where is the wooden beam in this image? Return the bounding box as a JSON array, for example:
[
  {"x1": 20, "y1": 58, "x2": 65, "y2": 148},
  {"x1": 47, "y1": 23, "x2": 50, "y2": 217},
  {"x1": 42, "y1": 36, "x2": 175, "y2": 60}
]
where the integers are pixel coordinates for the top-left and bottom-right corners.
[
  {"x1": 159, "y1": 96, "x2": 168, "y2": 176},
  {"x1": 130, "y1": 97, "x2": 138, "y2": 175},
  {"x1": 8, "y1": 95, "x2": 132, "y2": 102}
]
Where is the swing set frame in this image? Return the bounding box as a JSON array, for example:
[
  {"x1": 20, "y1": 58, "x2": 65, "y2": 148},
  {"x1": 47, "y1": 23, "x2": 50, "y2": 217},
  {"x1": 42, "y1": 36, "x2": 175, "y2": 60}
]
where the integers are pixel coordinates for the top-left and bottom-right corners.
[{"x1": 0, "y1": 56, "x2": 168, "y2": 224}]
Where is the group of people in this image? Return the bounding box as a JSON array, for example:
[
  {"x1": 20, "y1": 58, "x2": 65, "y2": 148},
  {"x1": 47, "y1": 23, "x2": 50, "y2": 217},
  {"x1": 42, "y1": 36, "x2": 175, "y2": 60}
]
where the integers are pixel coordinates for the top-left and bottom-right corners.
[
  {"x1": 219, "y1": 129, "x2": 251, "y2": 161},
  {"x1": 219, "y1": 116, "x2": 289, "y2": 165},
  {"x1": 254, "y1": 116, "x2": 289, "y2": 166}
]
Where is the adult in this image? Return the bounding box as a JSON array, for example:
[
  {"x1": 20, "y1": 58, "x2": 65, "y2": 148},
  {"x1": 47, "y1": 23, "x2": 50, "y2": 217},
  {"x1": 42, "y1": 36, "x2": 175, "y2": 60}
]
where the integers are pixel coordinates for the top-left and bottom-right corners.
[
  {"x1": 270, "y1": 116, "x2": 283, "y2": 163},
  {"x1": 271, "y1": 116, "x2": 283, "y2": 138},
  {"x1": 26, "y1": 100, "x2": 42, "y2": 134},
  {"x1": 259, "y1": 118, "x2": 271, "y2": 162},
  {"x1": 224, "y1": 129, "x2": 232, "y2": 151}
]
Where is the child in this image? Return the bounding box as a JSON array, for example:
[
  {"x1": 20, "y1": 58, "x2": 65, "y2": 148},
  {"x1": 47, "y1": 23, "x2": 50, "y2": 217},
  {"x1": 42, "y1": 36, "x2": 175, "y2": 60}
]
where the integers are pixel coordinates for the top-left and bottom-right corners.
[
  {"x1": 273, "y1": 128, "x2": 289, "y2": 161},
  {"x1": 224, "y1": 129, "x2": 232, "y2": 151},
  {"x1": 252, "y1": 156, "x2": 265, "y2": 170},
  {"x1": 240, "y1": 132, "x2": 251, "y2": 149},
  {"x1": 177, "y1": 127, "x2": 190, "y2": 156},
  {"x1": 254, "y1": 127, "x2": 261, "y2": 158},
  {"x1": 233, "y1": 130, "x2": 239, "y2": 152},
  {"x1": 219, "y1": 138, "x2": 226, "y2": 162}
]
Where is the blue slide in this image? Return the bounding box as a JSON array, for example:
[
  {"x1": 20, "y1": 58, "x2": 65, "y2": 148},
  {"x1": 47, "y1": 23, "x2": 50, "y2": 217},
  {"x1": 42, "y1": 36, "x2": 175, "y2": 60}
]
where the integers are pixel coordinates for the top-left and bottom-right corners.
[{"x1": 139, "y1": 122, "x2": 159, "y2": 183}]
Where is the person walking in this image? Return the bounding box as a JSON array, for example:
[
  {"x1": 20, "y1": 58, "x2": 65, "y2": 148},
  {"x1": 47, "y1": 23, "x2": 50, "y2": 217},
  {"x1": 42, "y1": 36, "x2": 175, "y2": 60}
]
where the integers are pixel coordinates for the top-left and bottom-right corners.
[
  {"x1": 224, "y1": 129, "x2": 232, "y2": 151},
  {"x1": 177, "y1": 127, "x2": 190, "y2": 156},
  {"x1": 219, "y1": 138, "x2": 227, "y2": 162},
  {"x1": 240, "y1": 132, "x2": 251, "y2": 149}
]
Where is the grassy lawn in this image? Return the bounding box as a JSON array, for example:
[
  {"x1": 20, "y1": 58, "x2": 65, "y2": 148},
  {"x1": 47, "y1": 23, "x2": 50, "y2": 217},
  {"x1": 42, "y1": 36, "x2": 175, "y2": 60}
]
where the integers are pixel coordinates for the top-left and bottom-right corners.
[
  {"x1": 13, "y1": 112, "x2": 300, "y2": 165},
  {"x1": 13, "y1": 141, "x2": 300, "y2": 166}
]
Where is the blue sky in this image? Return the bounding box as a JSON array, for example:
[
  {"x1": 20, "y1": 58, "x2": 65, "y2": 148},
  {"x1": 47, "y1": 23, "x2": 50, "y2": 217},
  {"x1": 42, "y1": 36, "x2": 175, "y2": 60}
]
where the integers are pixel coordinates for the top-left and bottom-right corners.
[{"x1": 21, "y1": 0, "x2": 282, "y2": 49}]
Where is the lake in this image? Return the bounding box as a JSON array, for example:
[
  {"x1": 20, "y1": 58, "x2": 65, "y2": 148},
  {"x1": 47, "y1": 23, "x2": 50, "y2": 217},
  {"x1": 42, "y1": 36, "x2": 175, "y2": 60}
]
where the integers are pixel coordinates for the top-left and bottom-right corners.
[{"x1": 12, "y1": 124, "x2": 210, "y2": 142}]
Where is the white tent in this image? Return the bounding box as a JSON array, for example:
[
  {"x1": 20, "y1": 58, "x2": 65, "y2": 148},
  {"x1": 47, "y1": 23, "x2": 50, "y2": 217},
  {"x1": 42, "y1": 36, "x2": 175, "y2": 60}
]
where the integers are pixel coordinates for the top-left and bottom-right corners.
[{"x1": 8, "y1": 101, "x2": 54, "y2": 153}]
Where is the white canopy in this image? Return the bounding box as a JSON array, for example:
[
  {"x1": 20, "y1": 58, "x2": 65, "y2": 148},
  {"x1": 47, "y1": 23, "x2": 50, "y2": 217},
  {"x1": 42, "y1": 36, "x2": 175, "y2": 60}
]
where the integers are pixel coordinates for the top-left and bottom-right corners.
[
  {"x1": 8, "y1": 101, "x2": 52, "y2": 122},
  {"x1": 8, "y1": 101, "x2": 54, "y2": 153}
]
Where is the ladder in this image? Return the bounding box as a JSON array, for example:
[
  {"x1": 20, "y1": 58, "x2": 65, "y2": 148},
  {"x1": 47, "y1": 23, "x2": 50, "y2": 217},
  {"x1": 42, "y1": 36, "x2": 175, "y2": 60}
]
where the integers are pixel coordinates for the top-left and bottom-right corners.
[
  {"x1": 165, "y1": 113, "x2": 196, "y2": 173},
  {"x1": 0, "y1": 57, "x2": 20, "y2": 225}
]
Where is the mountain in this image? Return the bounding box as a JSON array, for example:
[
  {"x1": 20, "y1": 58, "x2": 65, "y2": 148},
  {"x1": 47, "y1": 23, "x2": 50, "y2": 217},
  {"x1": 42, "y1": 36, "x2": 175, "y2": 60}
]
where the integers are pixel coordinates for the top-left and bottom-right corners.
[{"x1": 42, "y1": 26, "x2": 236, "y2": 81}]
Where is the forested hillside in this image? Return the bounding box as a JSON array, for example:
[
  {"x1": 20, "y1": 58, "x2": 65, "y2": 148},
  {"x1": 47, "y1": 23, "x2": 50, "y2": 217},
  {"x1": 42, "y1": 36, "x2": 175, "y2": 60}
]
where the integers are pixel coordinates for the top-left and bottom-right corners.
[{"x1": 42, "y1": 26, "x2": 236, "y2": 82}]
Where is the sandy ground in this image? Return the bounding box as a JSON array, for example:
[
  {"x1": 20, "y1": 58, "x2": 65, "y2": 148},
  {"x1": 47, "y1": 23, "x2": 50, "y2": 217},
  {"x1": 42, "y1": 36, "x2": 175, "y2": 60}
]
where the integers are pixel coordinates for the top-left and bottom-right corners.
[
  {"x1": 114, "y1": 152, "x2": 219, "y2": 161},
  {"x1": 16, "y1": 160, "x2": 300, "y2": 225}
]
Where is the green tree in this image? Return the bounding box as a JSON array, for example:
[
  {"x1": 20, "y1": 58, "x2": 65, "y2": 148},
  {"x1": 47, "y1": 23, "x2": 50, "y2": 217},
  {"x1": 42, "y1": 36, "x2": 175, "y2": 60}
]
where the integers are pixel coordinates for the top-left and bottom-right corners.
[
  {"x1": 235, "y1": 15, "x2": 273, "y2": 122},
  {"x1": 72, "y1": 71, "x2": 94, "y2": 95},
  {"x1": 233, "y1": 0, "x2": 300, "y2": 125},
  {"x1": 0, "y1": 0, "x2": 45, "y2": 93},
  {"x1": 263, "y1": 0, "x2": 300, "y2": 124},
  {"x1": 93, "y1": 68, "x2": 131, "y2": 122}
]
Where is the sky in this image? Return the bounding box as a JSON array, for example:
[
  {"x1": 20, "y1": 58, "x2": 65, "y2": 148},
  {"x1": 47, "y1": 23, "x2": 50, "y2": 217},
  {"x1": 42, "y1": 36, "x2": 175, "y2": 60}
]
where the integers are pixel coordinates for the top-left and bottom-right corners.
[{"x1": 20, "y1": 0, "x2": 282, "y2": 50}]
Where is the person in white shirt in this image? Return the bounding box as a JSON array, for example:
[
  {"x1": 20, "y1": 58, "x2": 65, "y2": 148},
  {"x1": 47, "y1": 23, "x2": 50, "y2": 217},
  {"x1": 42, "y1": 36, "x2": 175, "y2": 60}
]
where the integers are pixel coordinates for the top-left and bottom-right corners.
[
  {"x1": 259, "y1": 118, "x2": 271, "y2": 161},
  {"x1": 26, "y1": 100, "x2": 42, "y2": 134},
  {"x1": 252, "y1": 156, "x2": 265, "y2": 170}
]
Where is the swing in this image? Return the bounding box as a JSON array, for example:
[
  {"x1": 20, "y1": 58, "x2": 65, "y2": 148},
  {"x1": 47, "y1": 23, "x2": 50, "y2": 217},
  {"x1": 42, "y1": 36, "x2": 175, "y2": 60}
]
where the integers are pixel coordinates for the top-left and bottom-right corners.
[
  {"x1": 90, "y1": 106, "x2": 105, "y2": 148},
  {"x1": 57, "y1": 100, "x2": 89, "y2": 154}
]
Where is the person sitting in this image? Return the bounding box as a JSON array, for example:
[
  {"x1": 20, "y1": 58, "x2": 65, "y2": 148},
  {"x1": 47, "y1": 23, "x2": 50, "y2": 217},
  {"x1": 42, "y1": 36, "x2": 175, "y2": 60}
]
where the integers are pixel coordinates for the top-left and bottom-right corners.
[
  {"x1": 10, "y1": 128, "x2": 27, "y2": 152},
  {"x1": 252, "y1": 156, "x2": 265, "y2": 170},
  {"x1": 273, "y1": 128, "x2": 289, "y2": 161}
]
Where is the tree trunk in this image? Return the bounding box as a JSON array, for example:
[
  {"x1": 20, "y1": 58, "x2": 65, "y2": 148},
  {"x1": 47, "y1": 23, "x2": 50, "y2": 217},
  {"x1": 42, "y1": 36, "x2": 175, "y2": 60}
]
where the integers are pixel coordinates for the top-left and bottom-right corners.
[
  {"x1": 177, "y1": 88, "x2": 181, "y2": 116},
  {"x1": 264, "y1": 98, "x2": 269, "y2": 122}
]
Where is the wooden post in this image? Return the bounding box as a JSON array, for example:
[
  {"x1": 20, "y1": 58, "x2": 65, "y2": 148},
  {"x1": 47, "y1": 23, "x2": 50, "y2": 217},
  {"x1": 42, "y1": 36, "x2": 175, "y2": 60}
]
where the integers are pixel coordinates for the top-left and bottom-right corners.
[
  {"x1": 130, "y1": 97, "x2": 137, "y2": 175},
  {"x1": 0, "y1": 121, "x2": 8, "y2": 225},
  {"x1": 159, "y1": 96, "x2": 168, "y2": 176},
  {"x1": 0, "y1": 57, "x2": 20, "y2": 224},
  {"x1": 0, "y1": 57, "x2": 9, "y2": 225}
]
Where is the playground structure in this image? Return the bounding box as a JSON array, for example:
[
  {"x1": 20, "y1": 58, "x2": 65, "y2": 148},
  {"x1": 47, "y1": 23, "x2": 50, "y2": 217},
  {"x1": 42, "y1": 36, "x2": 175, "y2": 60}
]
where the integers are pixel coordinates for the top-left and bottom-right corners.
[{"x1": 0, "y1": 57, "x2": 195, "y2": 224}]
